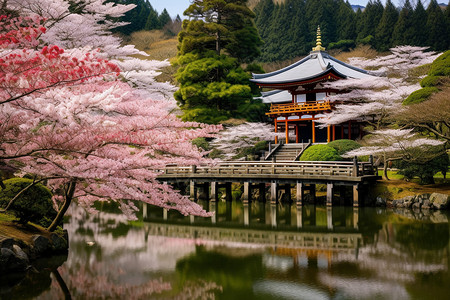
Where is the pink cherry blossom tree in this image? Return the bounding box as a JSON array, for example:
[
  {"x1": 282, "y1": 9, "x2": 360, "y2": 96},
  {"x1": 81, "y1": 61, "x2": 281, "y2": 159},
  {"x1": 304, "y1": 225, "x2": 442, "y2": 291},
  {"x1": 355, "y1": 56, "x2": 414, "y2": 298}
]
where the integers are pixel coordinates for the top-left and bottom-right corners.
[{"x1": 0, "y1": 12, "x2": 220, "y2": 231}]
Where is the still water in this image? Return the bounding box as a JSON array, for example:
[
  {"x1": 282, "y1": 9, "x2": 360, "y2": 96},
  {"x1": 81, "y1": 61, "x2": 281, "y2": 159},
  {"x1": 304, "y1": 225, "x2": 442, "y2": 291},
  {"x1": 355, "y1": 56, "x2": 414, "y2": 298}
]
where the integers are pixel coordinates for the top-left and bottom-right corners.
[{"x1": 2, "y1": 200, "x2": 450, "y2": 300}]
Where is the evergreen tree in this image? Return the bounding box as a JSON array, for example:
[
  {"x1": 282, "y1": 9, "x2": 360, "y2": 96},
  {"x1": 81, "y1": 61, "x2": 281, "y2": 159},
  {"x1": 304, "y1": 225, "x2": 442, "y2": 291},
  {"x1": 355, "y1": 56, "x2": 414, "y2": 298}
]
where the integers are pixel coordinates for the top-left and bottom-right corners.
[
  {"x1": 375, "y1": 0, "x2": 399, "y2": 51},
  {"x1": 392, "y1": 0, "x2": 414, "y2": 46},
  {"x1": 357, "y1": 0, "x2": 384, "y2": 44},
  {"x1": 336, "y1": 0, "x2": 356, "y2": 41},
  {"x1": 144, "y1": 4, "x2": 160, "y2": 30},
  {"x1": 426, "y1": 0, "x2": 448, "y2": 50},
  {"x1": 305, "y1": 0, "x2": 338, "y2": 46},
  {"x1": 158, "y1": 8, "x2": 172, "y2": 29},
  {"x1": 175, "y1": 0, "x2": 261, "y2": 123},
  {"x1": 412, "y1": 0, "x2": 429, "y2": 46},
  {"x1": 254, "y1": 0, "x2": 275, "y2": 40}
]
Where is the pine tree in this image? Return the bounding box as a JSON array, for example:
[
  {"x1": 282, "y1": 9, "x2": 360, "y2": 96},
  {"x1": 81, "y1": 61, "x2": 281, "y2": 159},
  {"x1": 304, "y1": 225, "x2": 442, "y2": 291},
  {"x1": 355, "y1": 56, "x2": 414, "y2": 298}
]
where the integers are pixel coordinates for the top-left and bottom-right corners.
[
  {"x1": 336, "y1": 0, "x2": 356, "y2": 41},
  {"x1": 412, "y1": 0, "x2": 429, "y2": 46},
  {"x1": 254, "y1": 0, "x2": 275, "y2": 40},
  {"x1": 144, "y1": 4, "x2": 160, "y2": 30},
  {"x1": 375, "y1": 0, "x2": 399, "y2": 51},
  {"x1": 175, "y1": 0, "x2": 261, "y2": 123},
  {"x1": 392, "y1": 0, "x2": 414, "y2": 46},
  {"x1": 158, "y1": 8, "x2": 172, "y2": 29},
  {"x1": 306, "y1": 0, "x2": 338, "y2": 46},
  {"x1": 426, "y1": 0, "x2": 448, "y2": 50},
  {"x1": 357, "y1": 0, "x2": 384, "y2": 44}
]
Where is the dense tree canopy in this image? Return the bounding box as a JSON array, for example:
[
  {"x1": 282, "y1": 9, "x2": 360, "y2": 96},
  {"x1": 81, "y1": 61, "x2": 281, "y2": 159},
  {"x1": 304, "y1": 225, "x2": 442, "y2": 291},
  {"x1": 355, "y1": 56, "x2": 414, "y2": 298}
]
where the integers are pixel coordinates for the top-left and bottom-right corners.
[
  {"x1": 175, "y1": 0, "x2": 263, "y2": 124},
  {"x1": 253, "y1": 0, "x2": 449, "y2": 61}
]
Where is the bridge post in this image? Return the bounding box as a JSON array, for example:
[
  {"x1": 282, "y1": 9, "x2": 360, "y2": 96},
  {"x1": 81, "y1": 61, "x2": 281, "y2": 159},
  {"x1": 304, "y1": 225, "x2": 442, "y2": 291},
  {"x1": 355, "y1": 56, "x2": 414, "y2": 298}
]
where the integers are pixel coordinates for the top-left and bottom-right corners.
[
  {"x1": 353, "y1": 184, "x2": 360, "y2": 207},
  {"x1": 143, "y1": 203, "x2": 148, "y2": 219},
  {"x1": 210, "y1": 182, "x2": 218, "y2": 202},
  {"x1": 225, "y1": 182, "x2": 232, "y2": 202},
  {"x1": 210, "y1": 201, "x2": 216, "y2": 224},
  {"x1": 189, "y1": 180, "x2": 196, "y2": 201},
  {"x1": 327, "y1": 206, "x2": 333, "y2": 230},
  {"x1": 353, "y1": 207, "x2": 359, "y2": 229},
  {"x1": 270, "y1": 203, "x2": 277, "y2": 228},
  {"x1": 243, "y1": 182, "x2": 251, "y2": 203},
  {"x1": 326, "y1": 183, "x2": 334, "y2": 206},
  {"x1": 296, "y1": 181, "x2": 303, "y2": 206},
  {"x1": 352, "y1": 156, "x2": 359, "y2": 176},
  {"x1": 244, "y1": 203, "x2": 250, "y2": 226},
  {"x1": 270, "y1": 181, "x2": 278, "y2": 204},
  {"x1": 163, "y1": 208, "x2": 168, "y2": 220},
  {"x1": 296, "y1": 204, "x2": 303, "y2": 228}
]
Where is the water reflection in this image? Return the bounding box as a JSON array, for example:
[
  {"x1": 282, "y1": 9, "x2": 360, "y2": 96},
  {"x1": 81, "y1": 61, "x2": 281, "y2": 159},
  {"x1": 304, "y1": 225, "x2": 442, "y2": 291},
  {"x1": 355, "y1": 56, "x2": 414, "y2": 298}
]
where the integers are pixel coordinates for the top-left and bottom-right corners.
[{"x1": 2, "y1": 201, "x2": 449, "y2": 300}]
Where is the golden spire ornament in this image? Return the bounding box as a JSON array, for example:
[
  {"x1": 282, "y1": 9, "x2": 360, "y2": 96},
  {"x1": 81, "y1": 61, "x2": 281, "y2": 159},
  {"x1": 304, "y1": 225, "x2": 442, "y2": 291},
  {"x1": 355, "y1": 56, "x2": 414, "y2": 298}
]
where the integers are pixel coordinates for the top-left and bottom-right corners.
[{"x1": 312, "y1": 25, "x2": 326, "y2": 51}]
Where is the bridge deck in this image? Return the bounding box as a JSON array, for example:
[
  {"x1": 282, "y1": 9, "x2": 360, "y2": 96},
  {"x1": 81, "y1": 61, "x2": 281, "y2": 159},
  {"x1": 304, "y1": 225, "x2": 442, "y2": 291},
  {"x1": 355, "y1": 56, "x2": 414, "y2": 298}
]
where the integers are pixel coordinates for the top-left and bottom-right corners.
[{"x1": 159, "y1": 161, "x2": 378, "y2": 183}]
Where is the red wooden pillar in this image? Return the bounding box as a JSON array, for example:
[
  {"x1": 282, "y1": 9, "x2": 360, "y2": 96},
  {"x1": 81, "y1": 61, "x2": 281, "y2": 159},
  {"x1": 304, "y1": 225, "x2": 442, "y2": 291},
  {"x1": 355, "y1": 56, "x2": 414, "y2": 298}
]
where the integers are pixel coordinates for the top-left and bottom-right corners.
[
  {"x1": 312, "y1": 120, "x2": 316, "y2": 143},
  {"x1": 295, "y1": 124, "x2": 299, "y2": 143},
  {"x1": 274, "y1": 119, "x2": 278, "y2": 144},
  {"x1": 332, "y1": 125, "x2": 336, "y2": 141},
  {"x1": 327, "y1": 125, "x2": 331, "y2": 143},
  {"x1": 285, "y1": 118, "x2": 289, "y2": 144}
]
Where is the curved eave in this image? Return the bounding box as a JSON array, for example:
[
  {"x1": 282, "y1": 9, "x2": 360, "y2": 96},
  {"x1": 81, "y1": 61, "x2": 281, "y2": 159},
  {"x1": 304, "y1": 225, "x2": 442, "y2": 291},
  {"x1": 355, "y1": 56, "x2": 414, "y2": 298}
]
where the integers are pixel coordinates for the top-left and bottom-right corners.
[
  {"x1": 251, "y1": 67, "x2": 346, "y2": 88},
  {"x1": 252, "y1": 55, "x2": 312, "y2": 80}
]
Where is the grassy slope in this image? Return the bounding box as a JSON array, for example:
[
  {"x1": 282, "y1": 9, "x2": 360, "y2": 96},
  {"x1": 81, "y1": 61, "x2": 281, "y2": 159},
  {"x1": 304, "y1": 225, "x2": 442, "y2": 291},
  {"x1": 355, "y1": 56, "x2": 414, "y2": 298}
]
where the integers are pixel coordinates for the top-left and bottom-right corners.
[{"x1": 0, "y1": 213, "x2": 51, "y2": 245}]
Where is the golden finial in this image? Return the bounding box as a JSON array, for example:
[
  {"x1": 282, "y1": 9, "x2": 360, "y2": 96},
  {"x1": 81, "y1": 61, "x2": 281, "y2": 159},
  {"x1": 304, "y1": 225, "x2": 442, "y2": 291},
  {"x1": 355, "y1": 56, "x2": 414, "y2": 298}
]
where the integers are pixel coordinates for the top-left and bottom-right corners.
[{"x1": 312, "y1": 25, "x2": 325, "y2": 51}]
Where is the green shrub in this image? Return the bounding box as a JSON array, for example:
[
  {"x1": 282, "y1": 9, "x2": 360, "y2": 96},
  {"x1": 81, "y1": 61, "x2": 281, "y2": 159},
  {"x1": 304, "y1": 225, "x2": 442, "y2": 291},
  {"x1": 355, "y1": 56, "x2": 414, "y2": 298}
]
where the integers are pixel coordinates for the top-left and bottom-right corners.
[
  {"x1": 394, "y1": 153, "x2": 449, "y2": 184},
  {"x1": 299, "y1": 144, "x2": 342, "y2": 161},
  {"x1": 428, "y1": 50, "x2": 450, "y2": 77},
  {"x1": 403, "y1": 87, "x2": 439, "y2": 105},
  {"x1": 420, "y1": 75, "x2": 444, "y2": 87},
  {"x1": 328, "y1": 40, "x2": 356, "y2": 51},
  {"x1": 0, "y1": 178, "x2": 55, "y2": 225},
  {"x1": 327, "y1": 139, "x2": 361, "y2": 157},
  {"x1": 234, "y1": 140, "x2": 268, "y2": 160},
  {"x1": 192, "y1": 137, "x2": 211, "y2": 151},
  {"x1": 358, "y1": 35, "x2": 374, "y2": 46}
]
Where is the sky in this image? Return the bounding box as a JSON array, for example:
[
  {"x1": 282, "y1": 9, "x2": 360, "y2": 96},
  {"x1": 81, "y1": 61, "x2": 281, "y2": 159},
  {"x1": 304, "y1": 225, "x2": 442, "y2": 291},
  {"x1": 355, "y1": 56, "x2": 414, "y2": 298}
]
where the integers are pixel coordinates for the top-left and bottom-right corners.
[{"x1": 149, "y1": 0, "x2": 409, "y2": 18}]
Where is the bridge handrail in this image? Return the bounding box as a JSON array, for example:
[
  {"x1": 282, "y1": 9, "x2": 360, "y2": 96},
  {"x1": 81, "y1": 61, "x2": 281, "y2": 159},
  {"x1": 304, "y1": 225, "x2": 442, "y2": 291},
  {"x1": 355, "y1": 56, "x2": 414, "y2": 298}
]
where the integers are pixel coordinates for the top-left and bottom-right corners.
[{"x1": 161, "y1": 160, "x2": 376, "y2": 177}]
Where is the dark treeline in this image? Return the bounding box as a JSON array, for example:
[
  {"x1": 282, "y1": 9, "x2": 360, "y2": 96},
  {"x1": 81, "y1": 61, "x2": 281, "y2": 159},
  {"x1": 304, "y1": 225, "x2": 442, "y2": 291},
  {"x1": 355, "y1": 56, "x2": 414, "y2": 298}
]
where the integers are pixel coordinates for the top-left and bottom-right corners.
[
  {"x1": 254, "y1": 0, "x2": 450, "y2": 62},
  {"x1": 108, "y1": 0, "x2": 182, "y2": 35}
]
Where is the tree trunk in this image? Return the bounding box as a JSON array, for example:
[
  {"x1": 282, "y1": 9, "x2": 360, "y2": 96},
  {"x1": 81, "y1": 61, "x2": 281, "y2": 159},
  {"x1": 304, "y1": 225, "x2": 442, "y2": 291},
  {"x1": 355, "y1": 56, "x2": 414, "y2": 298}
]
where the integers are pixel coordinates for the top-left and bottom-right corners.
[{"x1": 47, "y1": 180, "x2": 76, "y2": 232}]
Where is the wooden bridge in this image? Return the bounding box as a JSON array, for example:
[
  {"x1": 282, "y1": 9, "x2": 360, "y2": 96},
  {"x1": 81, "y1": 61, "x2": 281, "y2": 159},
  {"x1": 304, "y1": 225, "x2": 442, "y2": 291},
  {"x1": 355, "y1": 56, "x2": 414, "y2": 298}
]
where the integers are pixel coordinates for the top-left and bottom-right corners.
[{"x1": 158, "y1": 159, "x2": 380, "y2": 207}]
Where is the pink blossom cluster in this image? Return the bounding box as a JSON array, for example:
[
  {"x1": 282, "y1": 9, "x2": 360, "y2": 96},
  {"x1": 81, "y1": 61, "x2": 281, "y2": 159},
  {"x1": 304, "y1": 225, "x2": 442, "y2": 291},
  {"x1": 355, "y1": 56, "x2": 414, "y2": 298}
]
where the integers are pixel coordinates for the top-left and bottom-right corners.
[{"x1": 0, "y1": 15, "x2": 220, "y2": 219}]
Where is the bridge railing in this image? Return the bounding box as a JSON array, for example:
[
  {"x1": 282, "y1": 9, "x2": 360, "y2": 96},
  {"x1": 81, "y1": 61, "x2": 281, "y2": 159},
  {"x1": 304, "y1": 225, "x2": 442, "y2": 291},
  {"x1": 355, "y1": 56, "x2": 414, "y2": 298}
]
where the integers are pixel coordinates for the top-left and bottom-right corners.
[{"x1": 162, "y1": 160, "x2": 376, "y2": 178}]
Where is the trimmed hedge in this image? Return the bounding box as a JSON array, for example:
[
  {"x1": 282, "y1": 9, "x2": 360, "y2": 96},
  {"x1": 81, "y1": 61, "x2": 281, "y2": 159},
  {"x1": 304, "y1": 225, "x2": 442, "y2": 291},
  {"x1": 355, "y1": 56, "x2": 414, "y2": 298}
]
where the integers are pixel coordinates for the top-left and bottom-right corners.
[
  {"x1": 428, "y1": 50, "x2": 450, "y2": 77},
  {"x1": 327, "y1": 139, "x2": 361, "y2": 156},
  {"x1": 420, "y1": 75, "x2": 444, "y2": 88},
  {"x1": 403, "y1": 87, "x2": 439, "y2": 105},
  {"x1": 299, "y1": 144, "x2": 341, "y2": 161},
  {"x1": 0, "y1": 178, "x2": 55, "y2": 225}
]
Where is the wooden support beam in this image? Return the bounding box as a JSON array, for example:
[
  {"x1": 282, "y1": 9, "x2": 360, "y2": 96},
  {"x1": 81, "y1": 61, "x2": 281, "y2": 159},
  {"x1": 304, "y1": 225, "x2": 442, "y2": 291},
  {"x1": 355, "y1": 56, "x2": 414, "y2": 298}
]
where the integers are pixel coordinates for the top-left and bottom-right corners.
[
  {"x1": 327, "y1": 125, "x2": 331, "y2": 143},
  {"x1": 332, "y1": 125, "x2": 335, "y2": 141},
  {"x1": 353, "y1": 184, "x2": 360, "y2": 207},
  {"x1": 143, "y1": 203, "x2": 148, "y2": 219},
  {"x1": 353, "y1": 207, "x2": 359, "y2": 229},
  {"x1": 210, "y1": 182, "x2": 218, "y2": 202},
  {"x1": 244, "y1": 203, "x2": 250, "y2": 226},
  {"x1": 274, "y1": 119, "x2": 278, "y2": 144},
  {"x1": 163, "y1": 208, "x2": 168, "y2": 220},
  {"x1": 285, "y1": 119, "x2": 289, "y2": 144},
  {"x1": 189, "y1": 180, "x2": 196, "y2": 201},
  {"x1": 210, "y1": 202, "x2": 216, "y2": 224},
  {"x1": 271, "y1": 181, "x2": 278, "y2": 204},
  {"x1": 296, "y1": 181, "x2": 303, "y2": 206},
  {"x1": 312, "y1": 121, "x2": 316, "y2": 143},
  {"x1": 295, "y1": 124, "x2": 299, "y2": 143},
  {"x1": 243, "y1": 182, "x2": 250, "y2": 203},
  {"x1": 327, "y1": 207, "x2": 333, "y2": 230},
  {"x1": 326, "y1": 183, "x2": 333, "y2": 206},
  {"x1": 296, "y1": 204, "x2": 303, "y2": 229}
]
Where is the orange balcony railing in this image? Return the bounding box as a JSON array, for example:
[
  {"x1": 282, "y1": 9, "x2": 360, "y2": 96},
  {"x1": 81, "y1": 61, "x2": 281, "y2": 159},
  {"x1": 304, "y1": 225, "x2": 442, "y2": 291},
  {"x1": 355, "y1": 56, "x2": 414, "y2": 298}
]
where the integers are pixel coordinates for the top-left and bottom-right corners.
[{"x1": 267, "y1": 100, "x2": 332, "y2": 116}]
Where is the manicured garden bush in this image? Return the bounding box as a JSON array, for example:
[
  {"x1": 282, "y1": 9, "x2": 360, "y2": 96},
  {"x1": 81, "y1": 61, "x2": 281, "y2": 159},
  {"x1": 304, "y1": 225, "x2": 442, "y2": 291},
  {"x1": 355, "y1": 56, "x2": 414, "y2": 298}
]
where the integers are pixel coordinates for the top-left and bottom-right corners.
[
  {"x1": 420, "y1": 75, "x2": 444, "y2": 88},
  {"x1": 403, "y1": 87, "x2": 439, "y2": 105},
  {"x1": 0, "y1": 178, "x2": 55, "y2": 225},
  {"x1": 394, "y1": 153, "x2": 449, "y2": 184},
  {"x1": 428, "y1": 50, "x2": 450, "y2": 77},
  {"x1": 327, "y1": 139, "x2": 361, "y2": 157},
  {"x1": 299, "y1": 144, "x2": 341, "y2": 161}
]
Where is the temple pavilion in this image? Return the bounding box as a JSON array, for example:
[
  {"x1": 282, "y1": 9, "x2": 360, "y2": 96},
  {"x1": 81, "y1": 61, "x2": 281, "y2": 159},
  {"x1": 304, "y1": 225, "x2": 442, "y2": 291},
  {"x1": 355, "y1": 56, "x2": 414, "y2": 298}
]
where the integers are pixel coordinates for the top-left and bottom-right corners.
[{"x1": 251, "y1": 27, "x2": 377, "y2": 144}]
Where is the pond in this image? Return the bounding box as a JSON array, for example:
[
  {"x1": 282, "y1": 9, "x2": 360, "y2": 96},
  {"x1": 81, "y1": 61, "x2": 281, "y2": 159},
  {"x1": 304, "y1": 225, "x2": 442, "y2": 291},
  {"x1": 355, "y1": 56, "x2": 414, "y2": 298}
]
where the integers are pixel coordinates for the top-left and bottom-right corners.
[{"x1": 1, "y1": 200, "x2": 450, "y2": 300}]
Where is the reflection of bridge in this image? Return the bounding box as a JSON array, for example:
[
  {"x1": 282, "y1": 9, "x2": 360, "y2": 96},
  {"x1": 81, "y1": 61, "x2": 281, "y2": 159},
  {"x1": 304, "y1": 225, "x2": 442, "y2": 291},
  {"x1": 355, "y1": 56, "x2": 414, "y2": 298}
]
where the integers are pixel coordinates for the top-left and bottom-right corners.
[
  {"x1": 144, "y1": 222, "x2": 362, "y2": 254},
  {"x1": 158, "y1": 161, "x2": 379, "y2": 206}
]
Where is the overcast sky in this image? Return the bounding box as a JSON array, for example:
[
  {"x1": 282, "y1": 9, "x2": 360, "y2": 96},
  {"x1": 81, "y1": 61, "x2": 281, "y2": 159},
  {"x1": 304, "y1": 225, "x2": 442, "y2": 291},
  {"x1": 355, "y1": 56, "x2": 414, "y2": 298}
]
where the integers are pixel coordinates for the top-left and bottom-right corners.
[{"x1": 149, "y1": 0, "x2": 412, "y2": 18}]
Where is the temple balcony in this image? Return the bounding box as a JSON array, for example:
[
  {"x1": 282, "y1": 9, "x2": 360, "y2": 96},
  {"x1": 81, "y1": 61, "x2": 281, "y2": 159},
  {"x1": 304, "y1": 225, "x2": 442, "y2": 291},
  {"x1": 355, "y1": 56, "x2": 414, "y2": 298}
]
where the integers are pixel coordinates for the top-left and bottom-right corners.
[{"x1": 266, "y1": 100, "x2": 332, "y2": 117}]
